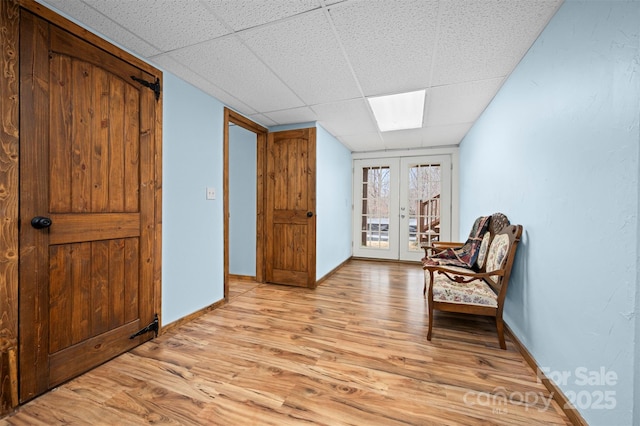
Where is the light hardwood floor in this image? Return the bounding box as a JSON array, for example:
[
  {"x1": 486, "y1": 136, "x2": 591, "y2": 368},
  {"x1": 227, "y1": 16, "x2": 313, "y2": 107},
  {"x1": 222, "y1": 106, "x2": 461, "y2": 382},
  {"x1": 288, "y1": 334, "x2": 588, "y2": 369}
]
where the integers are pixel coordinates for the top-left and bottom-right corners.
[{"x1": 2, "y1": 260, "x2": 571, "y2": 425}]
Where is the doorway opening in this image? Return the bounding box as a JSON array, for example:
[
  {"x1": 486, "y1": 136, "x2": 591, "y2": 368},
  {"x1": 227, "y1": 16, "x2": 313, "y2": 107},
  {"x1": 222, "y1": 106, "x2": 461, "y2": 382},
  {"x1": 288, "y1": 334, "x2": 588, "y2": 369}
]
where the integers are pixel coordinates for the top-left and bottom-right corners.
[
  {"x1": 228, "y1": 124, "x2": 257, "y2": 278},
  {"x1": 223, "y1": 109, "x2": 268, "y2": 300}
]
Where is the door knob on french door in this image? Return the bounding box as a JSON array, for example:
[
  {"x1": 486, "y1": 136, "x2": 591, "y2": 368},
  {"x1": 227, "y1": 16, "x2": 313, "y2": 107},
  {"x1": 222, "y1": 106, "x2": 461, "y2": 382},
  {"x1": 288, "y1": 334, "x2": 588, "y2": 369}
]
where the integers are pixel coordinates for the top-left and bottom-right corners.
[
  {"x1": 31, "y1": 216, "x2": 52, "y2": 229},
  {"x1": 306, "y1": 211, "x2": 313, "y2": 217}
]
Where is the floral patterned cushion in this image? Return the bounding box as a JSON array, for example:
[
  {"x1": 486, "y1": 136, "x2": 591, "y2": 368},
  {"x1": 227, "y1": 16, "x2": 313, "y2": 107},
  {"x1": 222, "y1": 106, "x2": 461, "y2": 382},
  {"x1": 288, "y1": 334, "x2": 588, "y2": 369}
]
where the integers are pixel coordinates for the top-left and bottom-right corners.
[
  {"x1": 485, "y1": 233, "x2": 510, "y2": 281},
  {"x1": 475, "y1": 232, "x2": 491, "y2": 269},
  {"x1": 427, "y1": 266, "x2": 498, "y2": 307}
]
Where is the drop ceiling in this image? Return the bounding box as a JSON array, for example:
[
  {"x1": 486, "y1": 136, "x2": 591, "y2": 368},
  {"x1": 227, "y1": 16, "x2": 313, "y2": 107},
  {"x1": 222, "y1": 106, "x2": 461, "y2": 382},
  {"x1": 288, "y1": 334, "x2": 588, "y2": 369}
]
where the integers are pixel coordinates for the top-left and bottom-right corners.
[{"x1": 37, "y1": 0, "x2": 563, "y2": 152}]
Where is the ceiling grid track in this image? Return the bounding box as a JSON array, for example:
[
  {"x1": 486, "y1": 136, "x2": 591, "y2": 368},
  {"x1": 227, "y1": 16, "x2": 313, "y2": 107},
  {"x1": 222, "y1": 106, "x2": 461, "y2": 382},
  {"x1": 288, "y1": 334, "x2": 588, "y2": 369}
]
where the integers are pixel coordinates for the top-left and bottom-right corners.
[{"x1": 38, "y1": 0, "x2": 564, "y2": 151}]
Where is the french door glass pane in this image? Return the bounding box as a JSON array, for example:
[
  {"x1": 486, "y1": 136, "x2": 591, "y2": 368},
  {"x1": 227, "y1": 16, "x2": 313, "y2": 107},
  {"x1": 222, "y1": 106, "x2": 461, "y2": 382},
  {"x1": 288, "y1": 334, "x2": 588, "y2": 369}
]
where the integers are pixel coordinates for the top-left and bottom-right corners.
[
  {"x1": 408, "y1": 163, "x2": 441, "y2": 250},
  {"x1": 360, "y1": 166, "x2": 390, "y2": 248}
]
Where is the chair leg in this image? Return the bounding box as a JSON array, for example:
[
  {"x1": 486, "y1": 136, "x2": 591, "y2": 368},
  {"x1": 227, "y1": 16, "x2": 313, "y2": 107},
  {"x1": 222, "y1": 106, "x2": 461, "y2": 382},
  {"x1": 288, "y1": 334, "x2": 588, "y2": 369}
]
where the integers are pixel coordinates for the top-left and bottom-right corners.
[
  {"x1": 496, "y1": 317, "x2": 506, "y2": 350},
  {"x1": 423, "y1": 275, "x2": 427, "y2": 297},
  {"x1": 423, "y1": 272, "x2": 430, "y2": 297},
  {"x1": 427, "y1": 299, "x2": 433, "y2": 341}
]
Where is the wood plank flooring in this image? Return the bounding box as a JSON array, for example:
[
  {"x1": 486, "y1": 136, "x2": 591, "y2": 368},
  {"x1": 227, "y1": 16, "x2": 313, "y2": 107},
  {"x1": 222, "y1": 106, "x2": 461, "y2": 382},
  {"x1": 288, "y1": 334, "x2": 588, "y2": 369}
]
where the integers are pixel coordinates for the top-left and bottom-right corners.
[{"x1": 1, "y1": 260, "x2": 571, "y2": 425}]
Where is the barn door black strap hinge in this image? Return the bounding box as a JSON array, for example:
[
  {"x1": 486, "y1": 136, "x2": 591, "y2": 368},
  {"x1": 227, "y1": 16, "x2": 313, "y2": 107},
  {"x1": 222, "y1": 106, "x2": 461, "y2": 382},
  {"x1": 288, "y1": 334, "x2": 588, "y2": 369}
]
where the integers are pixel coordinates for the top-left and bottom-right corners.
[
  {"x1": 129, "y1": 313, "x2": 159, "y2": 339},
  {"x1": 131, "y1": 76, "x2": 161, "y2": 101}
]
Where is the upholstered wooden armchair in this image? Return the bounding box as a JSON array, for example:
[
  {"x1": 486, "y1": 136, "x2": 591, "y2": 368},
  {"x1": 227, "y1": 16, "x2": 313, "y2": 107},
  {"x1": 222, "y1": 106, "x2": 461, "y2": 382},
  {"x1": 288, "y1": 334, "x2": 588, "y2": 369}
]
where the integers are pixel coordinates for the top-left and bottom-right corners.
[
  {"x1": 423, "y1": 223, "x2": 523, "y2": 349},
  {"x1": 421, "y1": 213, "x2": 511, "y2": 295}
]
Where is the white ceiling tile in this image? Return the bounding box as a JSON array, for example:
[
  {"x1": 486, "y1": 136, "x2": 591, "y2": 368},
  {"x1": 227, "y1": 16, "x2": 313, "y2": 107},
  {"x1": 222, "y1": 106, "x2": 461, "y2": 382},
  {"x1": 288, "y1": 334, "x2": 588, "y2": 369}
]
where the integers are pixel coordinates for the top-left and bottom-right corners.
[
  {"x1": 425, "y1": 78, "x2": 504, "y2": 126},
  {"x1": 376, "y1": 124, "x2": 472, "y2": 149},
  {"x1": 82, "y1": 0, "x2": 230, "y2": 52},
  {"x1": 153, "y1": 55, "x2": 258, "y2": 114},
  {"x1": 380, "y1": 129, "x2": 425, "y2": 150},
  {"x1": 263, "y1": 107, "x2": 318, "y2": 125},
  {"x1": 248, "y1": 114, "x2": 278, "y2": 127},
  {"x1": 201, "y1": 0, "x2": 320, "y2": 32},
  {"x1": 38, "y1": 0, "x2": 162, "y2": 56},
  {"x1": 329, "y1": 0, "x2": 440, "y2": 96},
  {"x1": 421, "y1": 123, "x2": 474, "y2": 147},
  {"x1": 240, "y1": 10, "x2": 360, "y2": 105},
  {"x1": 311, "y1": 99, "x2": 378, "y2": 137},
  {"x1": 432, "y1": 0, "x2": 562, "y2": 85},
  {"x1": 338, "y1": 133, "x2": 385, "y2": 153},
  {"x1": 165, "y1": 37, "x2": 305, "y2": 112}
]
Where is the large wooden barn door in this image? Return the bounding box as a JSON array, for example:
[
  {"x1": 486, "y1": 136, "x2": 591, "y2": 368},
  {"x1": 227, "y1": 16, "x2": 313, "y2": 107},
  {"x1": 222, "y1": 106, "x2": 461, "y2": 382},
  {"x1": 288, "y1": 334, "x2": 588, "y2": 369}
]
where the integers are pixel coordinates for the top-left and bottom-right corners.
[
  {"x1": 265, "y1": 128, "x2": 316, "y2": 288},
  {"x1": 18, "y1": 10, "x2": 161, "y2": 401}
]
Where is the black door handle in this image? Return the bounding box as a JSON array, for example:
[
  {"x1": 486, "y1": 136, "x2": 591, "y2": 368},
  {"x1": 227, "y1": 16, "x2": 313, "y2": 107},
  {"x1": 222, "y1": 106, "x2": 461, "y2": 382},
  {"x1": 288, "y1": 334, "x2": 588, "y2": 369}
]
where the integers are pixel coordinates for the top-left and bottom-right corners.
[
  {"x1": 306, "y1": 211, "x2": 313, "y2": 217},
  {"x1": 31, "y1": 216, "x2": 52, "y2": 229}
]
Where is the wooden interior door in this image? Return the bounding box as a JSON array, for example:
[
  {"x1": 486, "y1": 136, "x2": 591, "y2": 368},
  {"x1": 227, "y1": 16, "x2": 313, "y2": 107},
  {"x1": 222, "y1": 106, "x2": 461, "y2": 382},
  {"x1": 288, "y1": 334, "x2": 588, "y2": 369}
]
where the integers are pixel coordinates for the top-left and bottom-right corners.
[
  {"x1": 18, "y1": 10, "x2": 160, "y2": 401},
  {"x1": 265, "y1": 128, "x2": 316, "y2": 288}
]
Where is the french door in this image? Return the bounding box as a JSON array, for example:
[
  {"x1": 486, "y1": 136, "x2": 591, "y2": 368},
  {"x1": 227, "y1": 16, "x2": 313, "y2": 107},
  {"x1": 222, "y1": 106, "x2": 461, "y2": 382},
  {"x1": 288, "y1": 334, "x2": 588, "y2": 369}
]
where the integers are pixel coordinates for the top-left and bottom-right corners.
[{"x1": 353, "y1": 156, "x2": 451, "y2": 262}]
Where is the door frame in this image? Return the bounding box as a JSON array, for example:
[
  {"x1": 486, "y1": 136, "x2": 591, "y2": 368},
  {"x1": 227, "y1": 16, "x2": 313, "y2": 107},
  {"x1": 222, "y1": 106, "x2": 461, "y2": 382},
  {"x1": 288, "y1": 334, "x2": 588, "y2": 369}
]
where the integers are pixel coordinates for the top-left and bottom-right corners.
[
  {"x1": 223, "y1": 108, "x2": 268, "y2": 300},
  {"x1": 0, "y1": 0, "x2": 162, "y2": 412}
]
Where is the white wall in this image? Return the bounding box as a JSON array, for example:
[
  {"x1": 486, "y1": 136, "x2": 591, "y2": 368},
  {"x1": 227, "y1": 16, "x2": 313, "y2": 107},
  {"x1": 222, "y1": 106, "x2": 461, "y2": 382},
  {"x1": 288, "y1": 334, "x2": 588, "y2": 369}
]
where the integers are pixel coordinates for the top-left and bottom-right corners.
[
  {"x1": 162, "y1": 73, "x2": 225, "y2": 324},
  {"x1": 315, "y1": 124, "x2": 353, "y2": 279},
  {"x1": 459, "y1": 2, "x2": 640, "y2": 425},
  {"x1": 229, "y1": 125, "x2": 257, "y2": 276}
]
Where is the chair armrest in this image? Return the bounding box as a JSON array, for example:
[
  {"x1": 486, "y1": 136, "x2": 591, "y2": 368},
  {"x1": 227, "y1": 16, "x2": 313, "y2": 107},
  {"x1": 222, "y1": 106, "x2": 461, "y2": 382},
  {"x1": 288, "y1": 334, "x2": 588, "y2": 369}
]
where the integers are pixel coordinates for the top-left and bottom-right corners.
[
  {"x1": 424, "y1": 265, "x2": 505, "y2": 285},
  {"x1": 420, "y1": 241, "x2": 464, "y2": 251},
  {"x1": 430, "y1": 241, "x2": 464, "y2": 250},
  {"x1": 420, "y1": 241, "x2": 464, "y2": 256}
]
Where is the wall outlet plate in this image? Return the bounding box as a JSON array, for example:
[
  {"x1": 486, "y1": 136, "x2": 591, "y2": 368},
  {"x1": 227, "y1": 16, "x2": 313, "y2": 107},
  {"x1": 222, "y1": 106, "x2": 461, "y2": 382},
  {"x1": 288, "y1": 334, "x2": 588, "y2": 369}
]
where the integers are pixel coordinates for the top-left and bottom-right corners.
[{"x1": 206, "y1": 187, "x2": 216, "y2": 200}]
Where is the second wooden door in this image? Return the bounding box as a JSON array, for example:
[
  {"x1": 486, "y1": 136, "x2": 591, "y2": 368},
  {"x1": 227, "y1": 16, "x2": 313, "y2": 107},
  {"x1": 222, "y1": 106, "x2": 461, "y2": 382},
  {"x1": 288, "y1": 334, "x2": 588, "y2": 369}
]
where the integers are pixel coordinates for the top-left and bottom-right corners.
[{"x1": 265, "y1": 128, "x2": 316, "y2": 288}]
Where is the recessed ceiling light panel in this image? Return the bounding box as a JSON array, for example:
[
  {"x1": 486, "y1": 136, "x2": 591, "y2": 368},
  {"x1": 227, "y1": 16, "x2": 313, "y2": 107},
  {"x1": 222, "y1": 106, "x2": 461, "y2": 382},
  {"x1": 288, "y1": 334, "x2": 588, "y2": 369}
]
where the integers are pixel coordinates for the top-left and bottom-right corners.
[{"x1": 367, "y1": 90, "x2": 426, "y2": 132}]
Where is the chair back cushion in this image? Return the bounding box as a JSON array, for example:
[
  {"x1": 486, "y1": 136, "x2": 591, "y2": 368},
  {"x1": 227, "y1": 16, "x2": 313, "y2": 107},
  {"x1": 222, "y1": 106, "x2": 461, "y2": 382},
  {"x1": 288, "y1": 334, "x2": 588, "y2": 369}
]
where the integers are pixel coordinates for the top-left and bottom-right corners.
[
  {"x1": 486, "y1": 232, "x2": 511, "y2": 282},
  {"x1": 475, "y1": 232, "x2": 491, "y2": 269}
]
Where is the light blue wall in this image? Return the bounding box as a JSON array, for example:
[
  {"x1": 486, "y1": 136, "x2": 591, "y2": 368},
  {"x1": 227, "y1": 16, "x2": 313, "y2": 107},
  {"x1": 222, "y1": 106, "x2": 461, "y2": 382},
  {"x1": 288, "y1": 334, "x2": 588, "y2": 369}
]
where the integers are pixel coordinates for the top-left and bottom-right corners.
[
  {"x1": 459, "y1": 2, "x2": 639, "y2": 425},
  {"x1": 316, "y1": 124, "x2": 352, "y2": 279},
  {"x1": 229, "y1": 125, "x2": 257, "y2": 276},
  {"x1": 162, "y1": 73, "x2": 224, "y2": 324}
]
